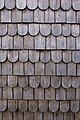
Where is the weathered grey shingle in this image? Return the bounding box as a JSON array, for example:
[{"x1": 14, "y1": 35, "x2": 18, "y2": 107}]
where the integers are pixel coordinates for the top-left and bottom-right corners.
[
  {"x1": 39, "y1": 100, "x2": 48, "y2": 112},
  {"x1": 34, "y1": 9, "x2": 44, "y2": 23},
  {"x1": 35, "y1": 87, "x2": 44, "y2": 99},
  {"x1": 29, "y1": 76, "x2": 40, "y2": 88},
  {"x1": 19, "y1": 100, "x2": 27, "y2": 112},
  {"x1": 50, "y1": 0, "x2": 60, "y2": 10},
  {"x1": 8, "y1": 51, "x2": 18, "y2": 63},
  {"x1": 29, "y1": 24, "x2": 39, "y2": 36},
  {"x1": 35, "y1": 34, "x2": 45, "y2": 49},
  {"x1": 23, "y1": 9, "x2": 33, "y2": 22},
  {"x1": 46, "y1": 61, "x2": 55, "y2": 75},
  {"x1": 2, "y1": 61, "x2": 12, "y2": 75},
  {"x1": 18, "y1": 24, "x2": 28, "y2": 36},
  {"x1": 56, "y1": 10, "x2": 66, "y2": 23},
  {"x1": 61, "y1": 0, "x2": 71, "y2": 10},
  {"x1": 8, "y1": 76, "x2": 17, "y2": 88},
  {"x1": 52, "y1": 24, "x2": 61, "y2": 36},
  {"x1": 57, "y1": 62, "x2": 66, "y2": 75},
  {"x1": 38, "y1": 0, "x2": 48, "y2": 10},
  {"x1": 29, "y1": 100, "x2": 38, "y2": 112},
  {"x1": 2, "y1": 35, "x2": 13, "y2": 49},
  {"x1": 0, "y1": 76, "x2": 6, "y2": 88},
  {"x1": 14, "y1": 35, "x2": 23, "y2": 49},
  {"x1": 0, "y1": 24, "x2": 7, "y2": 36},
  {"x1": 57, "y1": 36, "x2": 66, "y2": 49},
  {"x1": 40, "y1": 76, "x2": 50, "y2": 88},
  {"x1": 40, "y1": 24, "x2": 51, "y2": 36},
  {"x1": 1, "y1": 9, "x2": 11, "y2": 23},
  {"x1": 72, "y1": 0, "x2": 80, "y2": 10},
  {"x1": 0, "y1": 100, "x2": 7, "y2": 111},
  {"x1": 0, "y1": 50, "x2": 7, "y2": 62},
  {"x1": 46, "y1": 35, "x2": 56, "y2": 49},
  {"x1": 16, "y1": 0, "x2": 26, "y2": 10},
  {"x1": 49, "y1": 101, "x2": 59, "y2": 112},
  {"x1": 27, "y1": 0, "x2": 37, "y2": 10},
  {"x1": 71, "y1": 25, "x2": 79, "y2": 37},
  {"x1": 25, "y1": 62, "x2": 34, "y2": 75},
  {"x1": 5, "y1": 0, "x2": 15, "y2": 10},
  {"x1": 60, "y1": 101, "x2": 69, "y2": 112},
  {"x1": 51, "y1": 76, "x2": 61, "y2": 88},
  {"x1": 12, "y1": 9, "x2": 22, "y2": 23},
  {"x1": 67, "y1": 9, "x2": 76, "y2": 23},
  {"x1": 29, "y1": 50, "x2": 39, "y2": 63},
  {"x1": 19, "y1": 50, "x2": 28, "y2": 62},
  {"x1": 13, "y1": 62, "x2": 24, "y2": 75},
  {"x1": 14, "y1": 87, "x2": 22, "y2": 99},
  {"x1": 40, "y1": 51, "x2": 50, "y2": 63},
  {"x1": 63, "y1": 51, "x2": 71, "y2": 63},
  {"x1": 8, "y1": 24, "x2": 17, "y2": 36},
  {"x1": 62, "y1": 24, "x2": 70, "y2": 36},
  {"x1": 18, "y1": 76, "x2": 28, "y2": 88},
  {"x1": 45, "y1": 9, "x2": 54, "y2": 23},
  {"x1": 8, "y1": 101, "x2": 14, "y2": 113},
  {"x1": 0, "y1": 0, "x2": 4, "y2": 9},
  {"x1": 45, "y1": 87, "x2": 55, "y2": 100},
  {"x1": 35, "y1": 62, "x2": 44, "y2": 75},
  {"x1": 51, "y1": 50, "x2": 62, "y2": 63}
]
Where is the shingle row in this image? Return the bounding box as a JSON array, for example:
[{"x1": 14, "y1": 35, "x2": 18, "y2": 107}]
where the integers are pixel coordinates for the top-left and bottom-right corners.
[
  {"x1": 0, "y1": 111, "x2": 79, "y2": 120},
  {"x1": 1, "y1": 9, "x2": 80, "y2": 23},
  {"x1": 0, "y1": 0, "x2": 80, "y2": 11},
  {"x1": 0, "y1": 76, "x2": 80, "y2": 89},
  {"x1": 1, "y1": 86, "x2": 80, "y2": 100},
  {"x1": 0, "y1": 35, "x2": 80, "y2": 50},
  {"x1": 1, "y1": 50, "x2": 80, "y2": 63},
  {"x1": 0, "y1": 60, "x2": 80, "y2": 76},
  {"x1": 0, "y1": 100, "x2": 79, "y2": 113},
  {"x1": 1, "y1": 24, "x2": 80, "y2": 36}
]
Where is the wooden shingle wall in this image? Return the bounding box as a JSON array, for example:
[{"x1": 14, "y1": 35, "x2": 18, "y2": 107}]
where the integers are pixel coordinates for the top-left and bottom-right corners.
[{"x1": 0, "y1": 0, "x2": 80, "y2": 120}]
